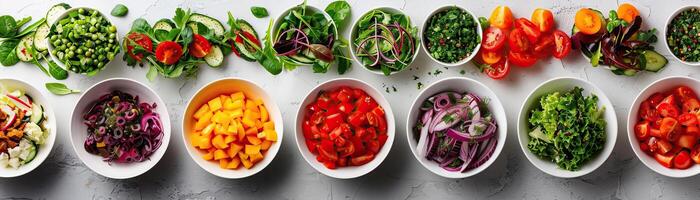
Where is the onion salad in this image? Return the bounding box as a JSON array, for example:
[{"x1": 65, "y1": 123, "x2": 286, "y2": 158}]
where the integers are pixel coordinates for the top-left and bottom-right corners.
[
  {"x1": 82, "y1": 90, "x2": 164, "y2": 163},
  {"x1": 413, "y1": 91, "x2": 498, "y2": 172},
  {"x1": 0, "y1": 84, "x2": 49, "y2": 169},
  {"x1": 352, "y1": 9, "x2": 419, "y2": 75}
]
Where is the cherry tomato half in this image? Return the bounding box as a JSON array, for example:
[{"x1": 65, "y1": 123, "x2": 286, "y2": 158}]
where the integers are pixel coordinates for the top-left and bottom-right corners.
[
  {"x1": 124, "y1": 32, "x2": 153, "y2": 62},
  {"x1": 484, "y1": 59, "x2": 510, "y2": 80},
  {"x1": 676, "y1": 86, "x2": 698, "y2": 100},
  {"x1": 481, "y1": 50, "x2": 503, "y2": 64},
  {"x1": 508, "y1": 50, "x2": 538, "y2": 67},
  {"x1": 482, "y1": 27, "x2": 507, "y2": 51},
  {"x1": 488, "y1": 6, "x2": 514, "y2": 30},
  {"x1": 189, "y1": 34, "x2": 212, "y2": 58},
  {"x1": 552, "y1": 30, "x2": 571, "y2": 59},
  {"x1": 508, "y1": 28, "x2": 530, "y2": 53},
  {"x1": 155, "y1": 41, "x2": 183, "y2": 65},
  {"x1": 531, "y1": 8, "x2": 555, "y2": 33},
  {"x1": 515, "y1": 18, "x2": 542, "y2": 43}
]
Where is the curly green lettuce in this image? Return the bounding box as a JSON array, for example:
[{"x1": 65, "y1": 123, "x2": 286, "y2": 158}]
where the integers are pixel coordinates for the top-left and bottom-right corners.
[{"x1": 527, "y1": 87, "x2": 606, "y2": 171}]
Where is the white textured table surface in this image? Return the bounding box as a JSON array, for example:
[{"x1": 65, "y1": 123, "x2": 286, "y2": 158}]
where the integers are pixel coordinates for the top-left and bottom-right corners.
[{"x1": 1, "y1": 0, "x2": 700, "y2": 199}]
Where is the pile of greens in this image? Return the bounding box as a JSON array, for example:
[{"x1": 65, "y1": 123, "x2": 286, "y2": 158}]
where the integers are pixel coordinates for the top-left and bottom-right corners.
[
  {"x1": 423, "y1": 7, "x2": 480, "y2": 63},
  {"x1": 352, "y1": 9, "x2": 419, "y2": 76},
  {"x1": 264, "y1": 0, "x2": 351, "y2": 75},
  {"x1": 527, "y1": 87, "x2": 606, "y2": 171}
]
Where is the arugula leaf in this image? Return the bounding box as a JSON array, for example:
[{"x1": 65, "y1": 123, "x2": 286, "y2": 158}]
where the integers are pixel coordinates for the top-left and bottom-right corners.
[
  {"x1": 0, "y1": 39, "x2": 20, "y2": 66},
  {"x1": 324, "y1": 1, "x2": 351, "y2": 28},
  {"x1": 45, "y1": 82, "x2": 80, "y2": 95},
  {"x1": 0, "y1": 15, "x2": 18, "y2": 38},
  {"x1": 250, "y1": 6, "x2": 269, "y2": 18}
]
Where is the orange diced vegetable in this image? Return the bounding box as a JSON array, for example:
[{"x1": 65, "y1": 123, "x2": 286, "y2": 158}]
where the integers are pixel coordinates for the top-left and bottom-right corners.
[
  {"x1": 212, "y1": 135, "x2": 228, "y2": 149},
  {"x1": 231, "y1": 92, "x2": 245, "y2": 101},
  {"x1": 265, "y1": 130, "x2": 277, "y2": 142},
  {"x1": 259, "y1": 106, "x2": 269, "y2": 122},
  {"x1": 219, "y1": 158, "x2": 230, "y2": 168},
  {"x1": 241, "y1": 158, "x2": 253, "y2": 169},
  {"x1": 249, "y1": 152, "x2": 263, "y2": 163},
  {"x1": 208, "y1": 97, "x2": 223, "y2": 111},
  {"x1": 227, "y1": 157, "x2": 241, "y2": 169},
  {"x1": 194, "y1": 104, "x2": 210, "y2": 119},
  {"x1": 202, "y1": 150, "x2": 215, "y2": 160},
  {"x1": 247, "y1": 136, "x2": 262, "y2": 145},
  {"x1": 228, "y1": 143, "x2": 244, "y2": 157},
  {"x1": 245, "y1": 144, "x2": 261, "y2": 155},
  {"x1": 224, "y1": 135, "x2": 236, "y2": 143},
  {"x1": 195, "y1": 111, "x2": 213, "y2": 130},
  {"x1": 263, "y1": 121, "x2": 274, "y2": 131},
  {"x1": 261, "y1": 140, "x2": 272, "y2": 150},
  {"x1": 214, "y1": 149, "x2": 229, "y2": 160}
]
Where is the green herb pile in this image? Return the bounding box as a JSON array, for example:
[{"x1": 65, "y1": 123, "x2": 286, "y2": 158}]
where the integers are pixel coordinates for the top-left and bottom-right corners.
[
  {"x1": 424, "y1": 7, "x2": 480, "y2": 63},
  {"x1": 666, "y1": 8, "x2": 700, "y2": 62},
  {"x1": 527, "y1": 87, "x2": 606, "y2": 171}
]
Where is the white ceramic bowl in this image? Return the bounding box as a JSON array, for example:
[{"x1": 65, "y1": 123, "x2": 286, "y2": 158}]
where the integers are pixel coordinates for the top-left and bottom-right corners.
[
  {"x1": 70, "y1": 78, "x2": 170, "y2": 179},
  {"x1": 627, "y1": 76, "x2": 700, "y2": 178},
  {"x1": 349, "y1": 7, "x2": 421, "y2": 75},
  {"x1": 295, "y1": 78, "x2": 395, "y2": 179},
  {"x1": 517, "y1": 77, "x2": 617, "y2": 178},
  {"x1": 406, "y1": 77, "x2": 506, "y2": 178},
  {"x1": 0, "y1": 79, "x2": 56, "y2": 178},
  {"x1": 47, "y1": 7, "x2": 119, "y2": 74},
  {"x1": 420, "y1": 5, "x2": 482, "y2": 67},
  {"x1": 272, "y1": 4, "x2": 338, "y2": 66},
  {"x1": 663, "y1": 6, "x2": 700, "y2": 66},
  {"x1": 182, "y1": 78, "x2": 283, "y2": 179}
]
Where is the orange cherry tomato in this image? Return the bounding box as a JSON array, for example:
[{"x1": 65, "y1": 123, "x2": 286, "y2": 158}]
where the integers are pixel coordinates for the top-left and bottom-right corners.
[
  {"x1": 617, "y1": 3, "x2": 639, "y2": 23},
  {"x1": 574, "y1": 8, "x2": 602, "y2": 35},
  {"x1": 488, "y1": 6, "x2": 514, "y2": 30},
  {"x1": 481, "y1": 50, "x2": 503, "y2": 64},
  {"x1": 531, "y1": 8, "x2": 555, "y2": 33}
]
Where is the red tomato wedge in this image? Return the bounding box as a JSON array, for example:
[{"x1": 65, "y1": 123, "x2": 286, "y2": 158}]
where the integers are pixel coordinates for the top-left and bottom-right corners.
[
  {"x1": 655, "y1": 153, "x2": 674, "y2": 168},
  {"x1": 515, "y1": 18, "x2": 542, "y2": 43},
  {"x1": 483, "y1": 59, "x2": 510, "y2": 80},
  {"x1": 508, "y1": 28, "x2": 530, "y2": 53},
  {"x1": 189, "y1": 34, "x2": 212, "y2": 58},
  {"x1": 675, "y1": 151, "x2": 693, "y2": 169},
  {"x1": 482, "y1": 27, "x2": 507, "y2": 51},
  {"x1": 125, "y1": 32, "x2": 153, "y2": 62},
  {"x1": 508, "y1": 50, "x2": 538, "y2": 67},
  {"x1": 552, "y1": 30, "x2": 571, "y2": 59},
  {"x1": 155, "y1": 41, "x2": 183, "y2": 65}
]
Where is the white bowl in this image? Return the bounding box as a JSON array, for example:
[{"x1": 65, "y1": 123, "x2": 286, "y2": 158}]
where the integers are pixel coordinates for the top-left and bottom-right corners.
[
  {"x1": 517, "y1": 77, "x2": 617, "y2": 178},
  {"x1": 295, "y1": 78, "x2": 395, "y2": 179},
  {"x1": 349, "y1": 7, "x2": 421, "y2": 75},
  {"x1": 70, "y1": 78, "x2": 170, "y2": 179},
  {"x1": 182, "y1": 78, "x2": 283, "y2": 179},
  {"x1": 420, "y1": 5, "x2": 482, "y2": 67},
  {"x1": 405, "y1": 77, "x2": 506, "y2": 178},
  {"x1": 47, "y1": 7, "x2": 119, "y2": 74},
  {"x1": 272, "y1": 4, "x2": 338, "y2": 66},
  {"x1": 663, "y1": 6, "x2": 700, "y2": 66},
  {"x1": 0, "y1": 79, "x2": 56, "y2": 178},
  {"x1": 627, "y1": 76, "x2": 700, "y2": 178}
]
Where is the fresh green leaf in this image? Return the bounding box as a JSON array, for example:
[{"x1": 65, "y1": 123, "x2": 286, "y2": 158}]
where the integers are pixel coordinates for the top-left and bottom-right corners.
[
  {"x1": 111, "y1": 4, "x2": 129, "y2": 17},
  {"x1": 173, "y1": 8, "x2": 191, "y2": 28},
  {"x1": 0, "y1": 15, "x2": 18, "y2": 38},
  {"x1": 180, "y1": 26, "x2": 193, "y2": 48},
  {"x1": 14, "y1": 17, "x2": 31, "y2": 29},
  {"x1": 45, "y1": 82, "x2": 80, "y2": 95},
  {"x1": 250, "y1": 6, "x2": 269, "y2": 18},
  {"x1": 15, "y1": 18, "x2": 46, "y2": 39},
  {"x1": 0, "y1": 39, "x2": 20, "y2": 66},
  {"x1": 130, "y1": 18, "x2": 154, "y2": 36},
  {"x1": 48, "y1": 60, "x2": 68, "y2": 80},
  {"x1": 324, "y1": 1, "x2": 351, "y2": 28},
  {"x1": 146, "y1": 65, "x2": 157, "y2": 81}
]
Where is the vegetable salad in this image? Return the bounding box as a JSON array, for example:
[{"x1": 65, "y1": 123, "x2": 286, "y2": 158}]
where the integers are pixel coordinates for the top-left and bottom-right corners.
[
  {"x1": 0, "y1": 84, "x2": 48, "y2": 169},
  {"x1": 352, "y1": 9, "x2": 419, "y2": 75},
  {"x1": 423, "y1": 7, "x2": 480, "y2": 64}
]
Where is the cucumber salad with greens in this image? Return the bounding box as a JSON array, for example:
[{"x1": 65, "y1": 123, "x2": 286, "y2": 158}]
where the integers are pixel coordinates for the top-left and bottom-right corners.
[
  {"x1": 352, "y1": 8, "x2": 419, "y2": 75},
  {"x1": 0, "y1": 84, "x2": 49, "y2": 169}
]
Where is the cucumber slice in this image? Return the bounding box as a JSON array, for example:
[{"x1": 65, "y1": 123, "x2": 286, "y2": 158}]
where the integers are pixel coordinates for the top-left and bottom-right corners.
[
  {"x1": 153, "y1": 19, "x2": 175, "y2": 32},
  {"x1": 16, "y1": 34, "x2": 35, "y2": 62},
  {"x1": 643, "y1": 50, "x2": 667, "y2": 72},
  {"x1": 188, "y1": 13, "x2": 225, "y2": 37},
  {"x1": 571, "y1": 24, "x2": 580, "y2": 35},
  {"x1": 46, "y1": 3, "x2": 71, "y2": 25},
  {"x1": 204, "y1": 45, "x2": 224, "y2": 67},
  {"x1": 236, "y1": 19, "x2": 259, "y2": 39},
  {"x1": 289, "y1": 54, "x2": 314, "y2": 64},
  {"x1": 21, "y1": 140, "x2": 37, "y2": 164},
  {"x1": 33, "y1": 23, "x2": 50, "y2": 51},
  {"x1": 187, "y1": 22, "x2": 199, "y2": 34},
  {"x1": 233, "y1": 41, "x2": 257, "y2": 62},
  {"x1": 30, "y1": 103, "x2": 43, "y2": 124}
]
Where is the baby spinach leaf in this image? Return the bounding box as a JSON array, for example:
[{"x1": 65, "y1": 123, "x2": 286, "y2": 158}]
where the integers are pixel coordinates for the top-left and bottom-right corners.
[
  {"x1": 111, "y1": 4, "x2": 129, "y2": 17},
  {"x1": 45, "y1": 82, "x2": 80, "y2": 95},
  {"x1": 0, "y1": 15, "x2": 18, "y2": 38},
  {"x1": 250, "y1": 6, "x2": 269, "y2": 18},
  {"x1": 0, "y1": 39, "x2": 20, "y2": 66},
  {"x1": 324, "y1": 1, "x2": 351, "y2": 28}
]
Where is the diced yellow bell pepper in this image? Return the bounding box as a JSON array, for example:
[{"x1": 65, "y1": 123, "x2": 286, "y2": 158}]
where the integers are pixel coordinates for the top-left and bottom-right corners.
[
  {"x1": 245, "y1": 127, "x2": 258, "y2": 135},
  {"x1": 247, "y1": 136, "x2": 262, "y2": 145},
  {"x1": 214, "y1": 149, "x2": 229, "y2": 160},
  {"x1": 241, "y1": 158, "x2": 253, "y2": 169},
  {"x1": 249, "y1": 152, "x2": 263, "y2": 163},
  {"x1": 223, "y1": 98, "x2": 235, "y2": 110},
  {"x1": 263, "y1": 121, "x2": 274, "y2": 131},
  {"x1": 96, "y1": 142, "x2": 106, "y2": 148},
  {"x1": 220, "y1": 95, "x2": 231, "y2": 105},
  {"x1": 254, "y1": 99, "x2": 264, "y2": 106},
  {"x1": 227, "y1": 121, "x2": 238, "y2": 134},
  {"x1": 202, "y1": 150, "x2": 215, "y2": 160},
  {"x1": 226, "y1": 157, "x2": 241, "y2": 169},
  {"x1": 201, "y1": 123, "x2": 215, "y2": 136},
  {"x1": 245, "y1": 100, "x2": 259, "y2": 112},
  {"x1": 242, "y1": 117, "x2": 256, "y2": 128},
  {"x1": 261, "y1": 140, "x2": 272, "y2": 150},
  {"x1": 212, "y1": 135, "x2": 228, "y2": 149},
  {"x1": 245, "y1": 144, "x2": 261, "y2": 155},
  {"x1": 228, "y1": 143, "x2": 244, "y2": 158},
  {"x1": 231, "y1": 92, "x2": 245, "y2": 101},
  {"x1": 224, "y1": 135, "x2": 236, "y2": 143},
  {"x1": 238, "y1": 152, "x2": 249, "y2": 160},
  {"x1": 257, "y1": 131, "x2": 266, "y2": 139},
  {"x1": 219, "y1": 158, "x2": 230, "y2": 168},
  {"x1": 214, "y1": 124, "x2": 228, "y2": 135},
  {"x1": 194, "y1": 111, "x2": 213, "y2": 131},
  {"x1": 194, "y1": 104, "x2": 210, "y2": 119},
  {"x1": 230, "y1": 109, "x2": 243, "y2": 119},
  {"x1": 197, "y1": 135, "x2": 212, "y2": 149},
  {"x1": 259, "y1": 106, "x2": 269, "y2": 122},
  {"x1": 208, "y1": 97, "x2": 223, "y2": 111},
  {"x1": 265, "y1": 130, "x2": 277, "y2": 142},
  {"x1": 230, "y1": 99, "x2": 244, "y2": 109}
]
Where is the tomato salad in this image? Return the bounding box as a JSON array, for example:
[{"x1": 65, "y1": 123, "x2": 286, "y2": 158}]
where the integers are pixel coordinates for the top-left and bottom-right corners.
[
  {"x1": 635, "y1": 86, "x2": 700, "y2": 169},
  {"x1": 302, "y1": 87, "x2": 388, "y2": 169},
  {"x1": 474, "y1": 6, "x2": 571, "y2": 80}
]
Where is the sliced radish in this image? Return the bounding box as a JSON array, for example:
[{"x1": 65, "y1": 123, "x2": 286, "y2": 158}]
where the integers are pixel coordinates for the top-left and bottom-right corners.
[
  {"x1": 0, "y1": 105, "x2": 16, "y2": 131},
  {"x1": 6, "y1": 94, "x2": 31, "y2": 111}
]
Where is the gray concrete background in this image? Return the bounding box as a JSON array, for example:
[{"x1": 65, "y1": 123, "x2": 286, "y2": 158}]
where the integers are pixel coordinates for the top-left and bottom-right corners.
[{"x1": 1, "y1": 0, "x2": 699, "y2": 199}]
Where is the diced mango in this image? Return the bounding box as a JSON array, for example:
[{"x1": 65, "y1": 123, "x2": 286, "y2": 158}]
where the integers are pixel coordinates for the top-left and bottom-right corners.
[
  {"x1": 202, "y1": 123, "x2": 215, "y2": 136},
  {"x1": 197, "y1": 135, "x2": 212, "y2": 149},
  {"x1": 237, "y1": 124, "x2": 246, "y2": 141},
  {"x1": 254, "y1": 99, "x2": 264, "y2": 106},
  {"x1": 202, "y1": 150, "x2": 215, "y2": 160},
  {"x1": 194, "y1": 104, "x2": 210, "y2": 119},
  {"x1": 214, "y1": 149, "x2": 229, "y2": 160},
  {"x1": 224, "y1": 135, "x2": 236, "y2": 143},
  {"x1": 230, "y1": 109, "x2": 243, "y2": 118},
  {"x1": 245, "y1": 145, "x2": 261, "y2": 155},
  {"x1": 226, "y1": 157, "x2": 241, "y2": 169},
  {"x1": 220, "y1": 95, "x2": 231, "y2": 105},
  {"x1": 195, "y1": 111, "x2": 213, "y2": 130},
  {"x1": 223, "y1": 98, "x2": 235, "y2": 110},
  {"x1": 242, "y1": 117, "x2": 256, "y2": 128},
  {"x1": 247, "y1": 136, "x2": 262, "y2": 145},
  {"x1": 231, "y1": 92, "x2": 245, "y2": 101},
  {"x1": 241, "y1": 158, "x2": 253, "y2": 169},
  {"x1": 259, "y1": 106, "x2": 269, "y2": 122},
  {"x1": 245, "y1": 100, "x2": 259, "y2": 112},
  {"x1": 208, "y1": 97, "x2": 223, "y2": 111},
  {"x1": 238, "y1": 152, "x2": 249, "y2": 160},
  {"x1": 212, "y1": 111, "x2": 231, "y2": 125},
  {"x1": 212, "y1": 135, "x2": 228, "y2": 149},
  {"x1": 249, "y1": 152, "x2": 263, "y2": 163},
  {"x1": 261, "y1": 140, "x2": 272, "y2": 150},
  {"x1": 245, "y1": 127, "x2": 258, "y2": 136},
  {"x1": 263, "y1": 121, "x2": 274, "y2": 131},
  {"x1": 214, "y1": 124, "x2": 228, "y2": 135},
  {"x1": 219, "y1": 158, "x2": 230, "y2": 168},
  {"x1": 265, "y1": 130, "x2": 277, "y2": 142},
  {"x1": 227, "y1": 121, "x2": 238, "y2": 134},
  {"x1": 228, "y1": 143, "x2": 244, "y2": 158}
]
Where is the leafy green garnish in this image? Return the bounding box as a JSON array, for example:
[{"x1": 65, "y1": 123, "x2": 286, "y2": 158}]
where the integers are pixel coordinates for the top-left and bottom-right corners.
[
  {"x1": 250, "y1": 6, "x2": 269, "y2": 18},
  {"x1": 111, "y1": 4, "x2": 129, "y2": 17},
  {"x1": 45, "y1": 82, "x2": 80, "y2": 95},
  {"x1": 527, "y1": 87, "x2": 606, "y2": 171},
  {"x1": 324, "y1": 1, "x2": 351, "y2": 28}
]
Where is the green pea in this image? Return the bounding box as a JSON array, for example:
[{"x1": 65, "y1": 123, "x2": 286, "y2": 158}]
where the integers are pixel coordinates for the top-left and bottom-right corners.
[{"x1": 78, "y1": 8, "x2": 85, "y2": 14}]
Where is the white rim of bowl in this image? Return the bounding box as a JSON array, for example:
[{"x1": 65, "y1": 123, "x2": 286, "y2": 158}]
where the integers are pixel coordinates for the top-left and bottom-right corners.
[
  {"x1": 47, "y1": 7, "x2": 119, "y2": 73},
  {"x1": 0, "y1": 78, "x2": 57, "y2": 178},
  {"x1": 181, "y1": 77, "x2": 283, "y2": 179},
  {"x1": 405, "y1": 77, "x2": 506, "y2": 178},
  {"x1": 272, "y1": 4, "x2": 338, "y2": 66},
  {"x1": 420, "y1": 5, "x2": 482, "y2": 67},
  {"x1": 663, "y1": 6, "x2": 700, "y2": 66},
  {"x1": 517, "y1": 76, "x2": 617, "y2": 178},
  {"x1": 69, "y1": 78, "x2": 170, "y2": 179},
  {"x1": 627, "y1": 76, "x2": 700, "y2": 178},
  {"x1": 349, "y1": 7, "x2": 421, "y2": 76},
  {"x1": 294, "y1": 77, "x2": 395, "y2": 179}
]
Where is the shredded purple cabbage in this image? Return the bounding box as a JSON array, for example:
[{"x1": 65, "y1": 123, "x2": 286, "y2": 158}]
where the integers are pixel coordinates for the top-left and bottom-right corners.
[{"x1": 83, "y1": 90, "x2": 164, "y2": 164}]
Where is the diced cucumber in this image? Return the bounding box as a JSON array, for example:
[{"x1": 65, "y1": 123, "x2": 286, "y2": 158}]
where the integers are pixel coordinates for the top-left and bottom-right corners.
[
  {"x1": 623, "y1": 69, "x2": 637, "y2": 76},
  {"x1": 46, "y1": 3, "x2": 71, "y2": 25},
  {"x1": 236, "y1": 19, "x2": 259, "y2": 39},
  {"x1": 16, "y1": 34, "x2": 35, "y2": 62},
  {"x1": 643, "y1": 50, "x2": 667, "y2": 72},
  {"x1": 204, "y1": 45, "x2": 224, "y2": 67},
  {"x1": 20, "y1": 140, "x2": 37, "y2": 164},
  {"x1": 188, "y1": 13, "x2": 225, "y2": 37},
  {"x1": 233, "y1": 41, "x2": 257, "y2": 62},
  {"x1": 153, "y1": 19, "x2": 175, "y2": 32},
  {"x1": 33, "y1": 23, "x2": 50, "y2": 51},
  {"x1": 30, "y1": 103, "x2": 43, "y2": 124}
]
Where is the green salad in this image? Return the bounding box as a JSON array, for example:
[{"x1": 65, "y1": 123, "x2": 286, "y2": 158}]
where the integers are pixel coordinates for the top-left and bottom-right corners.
[
  {"x1": 423, "y1": 7, "x2": 480, "y2": 63},
  {"x1": 352, "y1": 9, "x2": 419, "y2": 76},
  {"x1": 527, "y1": 87, "x2": 606, "y2": 171}
]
